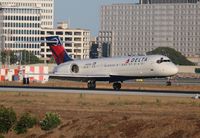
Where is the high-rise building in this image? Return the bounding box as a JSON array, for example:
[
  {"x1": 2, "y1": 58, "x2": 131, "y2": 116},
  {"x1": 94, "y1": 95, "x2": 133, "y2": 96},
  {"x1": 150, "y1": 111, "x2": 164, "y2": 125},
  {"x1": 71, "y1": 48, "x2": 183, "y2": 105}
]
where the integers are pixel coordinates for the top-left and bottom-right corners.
[
  {"x1": 0, "y1": 0, "x2": 54, "y2": 28},
  {"x1": 40, "y1": 22, "x2": 90, "y2": 63},
  {"x1": 140, "y1": 0, "x2": 199, "y2": 4},
  {"x1": 89, "y1": 37, "x2": 99, "y2": 59},
  {"x1": 98, "y1": 1, "x2": 200, "y2": 63},
  {"x1": 0, "y1": 0, "x2": 54, "y2": 62},
  {"x1": 0, "y1": 6, "x2": 41, "y2": 57}
]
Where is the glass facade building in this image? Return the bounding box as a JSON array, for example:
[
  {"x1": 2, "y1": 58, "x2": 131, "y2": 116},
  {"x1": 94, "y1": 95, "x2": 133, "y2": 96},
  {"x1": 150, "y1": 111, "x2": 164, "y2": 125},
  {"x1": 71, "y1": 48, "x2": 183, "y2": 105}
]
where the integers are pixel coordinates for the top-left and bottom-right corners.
[{"x1": 98, "y1": 1, "x2": 200, "y2": 63}]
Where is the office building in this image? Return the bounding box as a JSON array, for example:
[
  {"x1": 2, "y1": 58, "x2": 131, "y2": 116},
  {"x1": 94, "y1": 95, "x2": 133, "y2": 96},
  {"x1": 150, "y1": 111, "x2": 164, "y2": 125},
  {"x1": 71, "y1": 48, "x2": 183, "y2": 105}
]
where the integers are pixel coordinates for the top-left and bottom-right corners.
[
  {"x1": 89, "y1": 37, "x2": 99, "y2": 59},
  {"x1": 0, "y1": 0, "x2": 54, "y2": 61},
  {"x1": 0, "y1": 6, "x2": 41, "y2": 57},
  {"x1": 140, "y1": 0, "x2": 199, "y2": 4},
  {"x1": 0, "y1": 0, "x2": 54, "y2": 28},
  {"x1": 98, "y1": 1, "x2": 200, "y2": 63},
  {"x1": 40, "y1": 22, "x2": 90, "y2": 63}
]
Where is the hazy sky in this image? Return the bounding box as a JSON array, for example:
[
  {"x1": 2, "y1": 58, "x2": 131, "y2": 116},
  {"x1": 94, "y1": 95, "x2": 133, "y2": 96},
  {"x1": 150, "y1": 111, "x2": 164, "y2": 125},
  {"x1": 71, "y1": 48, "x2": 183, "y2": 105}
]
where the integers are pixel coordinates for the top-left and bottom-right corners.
[{"x1": 54, "y1": 0, "x2": 138, "y2": 36}]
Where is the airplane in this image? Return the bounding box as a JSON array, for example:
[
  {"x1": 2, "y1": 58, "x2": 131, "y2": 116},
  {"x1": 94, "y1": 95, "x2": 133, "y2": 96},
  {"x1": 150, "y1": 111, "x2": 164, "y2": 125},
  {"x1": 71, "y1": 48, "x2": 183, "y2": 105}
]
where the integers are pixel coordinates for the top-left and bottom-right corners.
[{"x1": 46, "y1": 36, "x2": 178, "y2": 90}]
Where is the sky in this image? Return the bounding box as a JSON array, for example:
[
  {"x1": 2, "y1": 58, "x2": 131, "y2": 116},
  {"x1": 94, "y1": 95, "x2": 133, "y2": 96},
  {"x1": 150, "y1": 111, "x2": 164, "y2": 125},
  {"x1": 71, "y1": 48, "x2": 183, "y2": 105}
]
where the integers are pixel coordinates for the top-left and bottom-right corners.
[{"x1": 54, "y1": 0, "x2": 138, "y2": 36}]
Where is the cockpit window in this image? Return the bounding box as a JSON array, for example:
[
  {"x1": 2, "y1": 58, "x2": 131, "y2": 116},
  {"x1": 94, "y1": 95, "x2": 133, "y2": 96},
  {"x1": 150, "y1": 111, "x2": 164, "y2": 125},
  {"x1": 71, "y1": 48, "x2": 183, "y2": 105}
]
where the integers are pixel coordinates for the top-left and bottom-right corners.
[{"x1": 156, "y1": 58, "x2": 171, "y2": 64}]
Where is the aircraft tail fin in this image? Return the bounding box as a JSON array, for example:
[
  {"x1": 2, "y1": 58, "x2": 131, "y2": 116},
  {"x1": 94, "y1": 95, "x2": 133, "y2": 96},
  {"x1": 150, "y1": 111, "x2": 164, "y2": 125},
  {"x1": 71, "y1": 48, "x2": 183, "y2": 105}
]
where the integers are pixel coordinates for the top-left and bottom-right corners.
[{"x1": 46, "y1": 36, "x2": 73, "y2": 65}]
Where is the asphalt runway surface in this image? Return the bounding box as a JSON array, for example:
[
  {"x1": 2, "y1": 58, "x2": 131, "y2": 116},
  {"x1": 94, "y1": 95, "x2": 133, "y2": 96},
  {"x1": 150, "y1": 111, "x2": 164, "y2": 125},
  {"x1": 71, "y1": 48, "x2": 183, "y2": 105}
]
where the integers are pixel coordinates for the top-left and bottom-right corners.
[
  {"x1": 127, "y1": 78, "x2": 200, "y2": 85},
  {"x1": 0, "y1": 78, "x2": 199, "y2": 98},
  {"x1": 0, "y1": 86, "x2": 199, "y2": 98}
]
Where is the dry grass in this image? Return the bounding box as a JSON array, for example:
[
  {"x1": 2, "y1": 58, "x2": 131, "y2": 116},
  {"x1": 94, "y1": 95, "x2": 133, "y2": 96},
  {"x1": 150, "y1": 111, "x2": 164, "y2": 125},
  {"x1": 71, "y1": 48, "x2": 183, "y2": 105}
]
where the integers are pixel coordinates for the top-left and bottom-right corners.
[{"x1": 0, "y1": 91, "x2": 200, "y2": 138}]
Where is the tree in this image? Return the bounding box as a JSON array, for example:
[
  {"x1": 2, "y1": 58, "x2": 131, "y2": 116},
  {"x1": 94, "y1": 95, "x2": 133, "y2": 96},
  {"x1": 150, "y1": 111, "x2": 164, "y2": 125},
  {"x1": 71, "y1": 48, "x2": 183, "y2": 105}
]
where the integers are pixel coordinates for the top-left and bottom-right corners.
[
  {"x1": 146, "y1": 47, "x2": 195, "y2": 66},
  {"x1": 20, "y1": 50, "x2": 42, "y2": 65},
  {"x1": 1, "y1": 50, "x2": 42, "y2": 65},
  {"x1": 49, "y1": 56, "x2": 56, "y2": 64},
  {"x1": 1, "y1": 50, "x2": 18, "y2": 65}
]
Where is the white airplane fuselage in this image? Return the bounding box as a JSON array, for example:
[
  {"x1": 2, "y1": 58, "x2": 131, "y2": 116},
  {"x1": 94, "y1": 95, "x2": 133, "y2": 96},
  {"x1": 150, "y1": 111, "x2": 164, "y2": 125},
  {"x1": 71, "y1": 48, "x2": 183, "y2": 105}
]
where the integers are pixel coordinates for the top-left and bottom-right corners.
[{"x1": 51, "y1": 55, "x2": 178, "y2": 82}]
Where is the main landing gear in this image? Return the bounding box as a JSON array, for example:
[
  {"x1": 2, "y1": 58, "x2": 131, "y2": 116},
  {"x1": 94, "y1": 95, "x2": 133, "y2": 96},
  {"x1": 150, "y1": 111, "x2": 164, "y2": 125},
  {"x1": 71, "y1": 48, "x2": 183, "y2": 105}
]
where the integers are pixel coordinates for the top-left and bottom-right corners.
[
  {"x1": 87, "y1": 80, "x2": 96, "y2": 89},
  {"x1": 87, "y1": 81, "x2": 122, "y2": 90},
  {"x1": 166, "y1": 80, "x2": 172, "y2": 86},
  {"x1": 113, "y1": 82, "x2": 121, "y2": 91}
]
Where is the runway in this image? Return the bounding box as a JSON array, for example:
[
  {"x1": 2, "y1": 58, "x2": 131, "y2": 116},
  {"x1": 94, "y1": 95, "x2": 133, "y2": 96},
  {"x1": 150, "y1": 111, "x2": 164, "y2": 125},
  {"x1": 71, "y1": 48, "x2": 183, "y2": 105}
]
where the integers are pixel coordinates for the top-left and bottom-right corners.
[
  {"x1": 126, "y1": 78, "x2": 200, "y2": 85},
  {"x1": 0, "y1": 86, "x2": 199, "y2": 98}
]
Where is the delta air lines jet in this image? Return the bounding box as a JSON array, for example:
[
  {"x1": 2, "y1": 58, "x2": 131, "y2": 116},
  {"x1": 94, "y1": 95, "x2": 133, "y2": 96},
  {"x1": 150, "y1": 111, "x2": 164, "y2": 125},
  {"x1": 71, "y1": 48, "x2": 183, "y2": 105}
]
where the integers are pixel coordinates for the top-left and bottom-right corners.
[{"x1": 47, "y1": 36, "x2": 178, "y2": 90}]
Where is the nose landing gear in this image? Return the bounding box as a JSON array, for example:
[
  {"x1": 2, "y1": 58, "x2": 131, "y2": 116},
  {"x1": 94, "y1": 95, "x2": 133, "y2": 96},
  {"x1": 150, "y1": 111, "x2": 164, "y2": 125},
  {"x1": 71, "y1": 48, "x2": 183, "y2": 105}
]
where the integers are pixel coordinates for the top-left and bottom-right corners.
[
  {"x1": 113, "y1": 82, "x2": 121, "y2": 90},
  {"x1": 166, "y1": 77, "x2": 172, "y2": 86}
]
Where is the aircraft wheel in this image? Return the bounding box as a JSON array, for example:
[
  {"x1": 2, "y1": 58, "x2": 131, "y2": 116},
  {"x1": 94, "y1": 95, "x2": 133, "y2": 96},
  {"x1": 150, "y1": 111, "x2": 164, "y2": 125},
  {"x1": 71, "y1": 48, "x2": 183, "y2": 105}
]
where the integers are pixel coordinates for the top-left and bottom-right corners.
[
  {"x1": 113, "y1": 83, "x2": 121, "y2": 91},
  {"x1": 87, "y1": 81, "x2": 96, "y2": 89},
  {"x1": 166, "y1": 80, "x2": 172, "y2": 86}
]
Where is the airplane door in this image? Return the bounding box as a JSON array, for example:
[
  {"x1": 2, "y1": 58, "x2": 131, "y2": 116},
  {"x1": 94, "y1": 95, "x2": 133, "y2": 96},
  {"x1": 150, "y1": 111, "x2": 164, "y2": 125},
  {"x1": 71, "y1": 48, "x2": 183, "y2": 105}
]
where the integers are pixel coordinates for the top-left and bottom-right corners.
[{"x1": 150, "y1": 62, "x2": 155, "y2": 74}]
